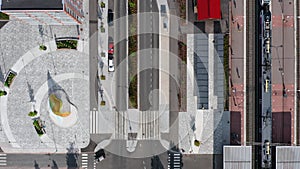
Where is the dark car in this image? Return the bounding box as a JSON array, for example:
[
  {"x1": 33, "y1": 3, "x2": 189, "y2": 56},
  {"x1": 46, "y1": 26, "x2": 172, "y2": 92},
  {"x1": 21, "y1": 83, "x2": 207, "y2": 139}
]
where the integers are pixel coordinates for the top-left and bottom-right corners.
[
  {"x1": 108, "y1": 9, "x2": 113, "y2": 26},
  {"x1": 95, "y1": 149, "x2": 106, "y2": 163}
]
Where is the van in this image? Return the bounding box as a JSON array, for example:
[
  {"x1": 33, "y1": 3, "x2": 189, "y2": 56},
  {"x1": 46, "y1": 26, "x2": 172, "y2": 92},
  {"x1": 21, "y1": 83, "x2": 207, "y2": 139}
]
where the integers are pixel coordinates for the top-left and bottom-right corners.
[
  {"x1": 264, "y1": 140, "x2": 270, "y2": 155},
  {"x1": 108, "y1": 54, "x2": 115, "y2": 72},
  {"x1": 265, "y1": 39, "x2": 270, "y2": 53},
  {"x1": 265, "y1": 79, "x2": 270, "y2": 92}
]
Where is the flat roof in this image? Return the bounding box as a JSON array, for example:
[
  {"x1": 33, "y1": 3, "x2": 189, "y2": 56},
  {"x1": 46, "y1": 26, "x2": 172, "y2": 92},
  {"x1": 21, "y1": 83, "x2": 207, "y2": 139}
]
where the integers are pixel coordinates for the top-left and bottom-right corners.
[
  {"x1": 1, "y1": 0, "x2": 63, "y2": 10},
  {"x1": 197, "y1": 0, "x2": 221, "y2": 20}
]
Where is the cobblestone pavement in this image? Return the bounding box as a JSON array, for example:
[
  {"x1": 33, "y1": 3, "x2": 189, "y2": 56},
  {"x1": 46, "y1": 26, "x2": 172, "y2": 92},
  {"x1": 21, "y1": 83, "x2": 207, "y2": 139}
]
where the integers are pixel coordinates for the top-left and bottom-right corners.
[{"x1": 0, "y1": 18, "x2": 90, "y2": 153}]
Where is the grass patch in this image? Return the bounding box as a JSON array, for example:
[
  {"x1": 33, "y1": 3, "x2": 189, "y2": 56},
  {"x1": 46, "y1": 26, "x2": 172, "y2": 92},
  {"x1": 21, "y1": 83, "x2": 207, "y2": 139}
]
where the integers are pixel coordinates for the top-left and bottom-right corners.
[
  {"x1": 178, "y1": 0, "x2": 186, "y2": 20},
  {"x1": 0, "y1": 12, "x2": 9, "y2": 20},
  {"x1": 223, "y1": 34, "x2": 229, "y2": 111},
  {"x1": 128, "y1": 0, "x2": 138, "y2": 108},
  {"x1": 178, "y1": 37, "x2": 187, "y2": 111},
  {"x1": 129, "y1": 75, "x2": 138, "y2": 108},
  {"x1": 56, "y1": 40, "x2": 78, "y2": 49},
  {"x1": 4, "y1": 71, "x2": 17, "y2": 88}
]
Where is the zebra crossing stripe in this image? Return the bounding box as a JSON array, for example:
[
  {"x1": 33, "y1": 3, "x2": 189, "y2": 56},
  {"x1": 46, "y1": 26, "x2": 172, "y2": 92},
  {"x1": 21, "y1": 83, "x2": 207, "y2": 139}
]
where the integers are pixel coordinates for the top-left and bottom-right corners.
[
  {"x1": 81, "y1": 154, "x2": 88, "y2": 168},
  {"x1": 90, "y1": 111, "x2": 93, "y2": 133},
  {"x1": 0, "y1": 154, "x2": 6, "y2": 166}
]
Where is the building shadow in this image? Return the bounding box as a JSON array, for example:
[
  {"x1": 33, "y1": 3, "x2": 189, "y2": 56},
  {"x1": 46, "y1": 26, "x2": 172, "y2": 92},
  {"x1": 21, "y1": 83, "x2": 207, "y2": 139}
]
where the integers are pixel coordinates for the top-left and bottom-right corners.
[
  {"x1": 66, "y1": 142, "x2": 79, "y2": 169},
  {"x1": 0, "y1": 21, "x2": 9, "y2": 29},
  {"x1": 34, "y1": 160, "x2": 40, "y2": 169}
]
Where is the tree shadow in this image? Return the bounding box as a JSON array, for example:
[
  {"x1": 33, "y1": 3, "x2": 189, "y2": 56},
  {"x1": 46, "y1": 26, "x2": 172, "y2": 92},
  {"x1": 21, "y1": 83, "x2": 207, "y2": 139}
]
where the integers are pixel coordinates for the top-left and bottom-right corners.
[
  {"x1": 51, "y1": 160, "x2": 59, "y2": 169},
  {"x1": 66, "y1": 142, "x2": 79, "y2": 169},
  {"x1": 34, "y1": 160, "x2": 40, "y2": 169},
  {"x1": 47, "y1": 71, "x2": 77, "y2": 109},
  {"x1": 151, "y1": 155, "x2": 164, "y2": 169},
  {"x1": 0, "y1": 66, "x2": 4, "y2": 83},
  {"x1": 27, "y1": 82, "x2": 35, "y2": 102}
]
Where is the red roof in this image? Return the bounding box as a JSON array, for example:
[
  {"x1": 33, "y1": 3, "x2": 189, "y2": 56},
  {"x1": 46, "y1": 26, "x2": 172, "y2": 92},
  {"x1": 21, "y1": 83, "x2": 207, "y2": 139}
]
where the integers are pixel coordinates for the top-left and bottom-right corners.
[{"x1": 197, "y1": 0, "x2": 221, "y2": 20}]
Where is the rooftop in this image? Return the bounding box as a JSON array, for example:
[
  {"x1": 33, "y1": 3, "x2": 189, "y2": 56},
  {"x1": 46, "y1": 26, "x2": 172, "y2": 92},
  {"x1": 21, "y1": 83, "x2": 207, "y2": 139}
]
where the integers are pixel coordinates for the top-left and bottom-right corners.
[{"x1": 1, "y1": 0, "x2": 63, "y2": 10}]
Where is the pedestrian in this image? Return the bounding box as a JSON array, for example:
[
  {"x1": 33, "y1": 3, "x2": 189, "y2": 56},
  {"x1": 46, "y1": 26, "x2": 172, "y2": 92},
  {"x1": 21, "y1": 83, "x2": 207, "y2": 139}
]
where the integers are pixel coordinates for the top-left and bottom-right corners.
[
  {"x1": 237, "y1": 22, "x2": 241, "y2": 31},
  {"x1": 233, "y1": 0, "x2": 236, "y2": 8}
]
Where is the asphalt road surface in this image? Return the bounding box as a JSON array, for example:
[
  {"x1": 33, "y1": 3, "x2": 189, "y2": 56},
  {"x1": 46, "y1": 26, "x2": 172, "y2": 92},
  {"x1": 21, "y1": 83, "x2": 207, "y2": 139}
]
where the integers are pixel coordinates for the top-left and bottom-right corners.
[
  {"x1": 3, "y1": 153, "x2": 76, "y2": 168},
  {"x1": 138, "y1": 0, "x2": 159, "y2": 111},
  {"x1": 96, "y1": 140, "x2": 168, "y2": 169},
  {"x1": 115, "y1": 0, "x2": 128, "y2": 111},
  {"x1": 89, "y1": 0, "x2": 99, "y2": 111}
]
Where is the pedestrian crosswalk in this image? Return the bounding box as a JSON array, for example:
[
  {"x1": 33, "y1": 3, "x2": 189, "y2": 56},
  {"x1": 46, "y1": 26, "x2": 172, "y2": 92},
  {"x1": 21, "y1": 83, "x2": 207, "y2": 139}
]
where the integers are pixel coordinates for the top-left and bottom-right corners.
[
  {"x1": 81, "y1": 154, "x2": 88, "y2": 169},
  {"x1": 81, "y1": 153, "x2": 96, "y2": 169},
  {"x1": 90, "y1": 110, "x2": 100, "y2": 134},
  {"x1": 140, "y1": 111, "x2": 159, "y2": 139},
  {"x1": 0, "y1": 154, "x2": 7, "y2": 166}
]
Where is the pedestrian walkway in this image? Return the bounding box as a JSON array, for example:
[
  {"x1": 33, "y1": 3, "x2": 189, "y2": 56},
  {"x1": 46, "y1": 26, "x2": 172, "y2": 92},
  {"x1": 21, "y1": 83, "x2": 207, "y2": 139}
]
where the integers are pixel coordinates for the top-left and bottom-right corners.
[{"x1": 0, "y1": 153, "x2": 6, "y2": 166}]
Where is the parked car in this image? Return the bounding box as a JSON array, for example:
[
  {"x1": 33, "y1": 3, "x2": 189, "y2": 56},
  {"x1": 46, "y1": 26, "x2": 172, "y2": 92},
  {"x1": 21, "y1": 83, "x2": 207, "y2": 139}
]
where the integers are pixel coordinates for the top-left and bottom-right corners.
[
  {"x1": 108, "y1": 42, "x2": 114, "y2": 55},
  {"x1": 108, "y1": 54, "x2": 115, "y2": 72},
  {"x1": 108, "y1": 9, "x2": 113, "y2": 26},
  {"x1": 94, "y1": 149, "x2": 106, "y2": 163}
]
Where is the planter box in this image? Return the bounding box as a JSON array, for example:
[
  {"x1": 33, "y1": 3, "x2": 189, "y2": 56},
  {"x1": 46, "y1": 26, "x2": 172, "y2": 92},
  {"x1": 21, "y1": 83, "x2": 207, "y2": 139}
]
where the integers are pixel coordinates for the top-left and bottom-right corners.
[
  {"x1": 33, "y1": 119, "x2": 45, "y2": 136},
  {"x1": 4, "y1": 70, "x2": 17, "y2": 88}
]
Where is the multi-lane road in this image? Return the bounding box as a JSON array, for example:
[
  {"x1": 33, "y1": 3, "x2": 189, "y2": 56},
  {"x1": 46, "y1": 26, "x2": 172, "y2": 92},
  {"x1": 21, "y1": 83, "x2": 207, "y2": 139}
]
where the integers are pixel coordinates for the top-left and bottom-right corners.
[
  {"x1": 89, "y1": 0, "x2": 99, "y2": 112},
  {"x1": 115, "y1": 0, "x2": 128, "y2": 111},
  {"x1": 138, "y1": 0, "x2": 159, "y2": 111}
]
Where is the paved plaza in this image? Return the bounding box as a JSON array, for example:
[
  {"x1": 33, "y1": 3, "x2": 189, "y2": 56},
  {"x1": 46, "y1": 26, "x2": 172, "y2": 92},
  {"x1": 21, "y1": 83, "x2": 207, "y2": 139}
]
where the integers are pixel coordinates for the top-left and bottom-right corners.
[{"x1": 0, "y1": 19, "x2": 89, "y2": 153}]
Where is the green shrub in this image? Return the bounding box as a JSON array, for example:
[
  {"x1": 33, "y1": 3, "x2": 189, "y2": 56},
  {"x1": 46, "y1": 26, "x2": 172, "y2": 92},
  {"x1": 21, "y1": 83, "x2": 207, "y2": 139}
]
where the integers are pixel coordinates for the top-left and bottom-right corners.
[
  {"x1": 28, "y1": 111, "x2": 38, "y2": 117},
  {"x1": 100, "y1": 26, "x2": 105, "y2": 33},
  {"x1": 100, "y1": 101, "x2": 106, "y2": 106},
  {"x1": 194, "y1": 140, "x2": 201, "y2": 147},
  {"x1": 39, "y1": 45, "x2": 47, "y2": 51},
  {"x1": 56, "y1": 40, "x2": 78, "y2": 49},
  {"x1": 0, "y1": 91, "x2": 7, "y2": 96},
  {"x1": 0, "y1": 12, "x2": 9, "y2": 20},
  {"x1": 100, "y1": 75, "x2": 106, "y2": 80},
  {"x1": 129, "y1": 75, "x2": 138, "y2": 108},
  {"x1": 100, "y1": 2, "x2": 105, "y2": 8}
]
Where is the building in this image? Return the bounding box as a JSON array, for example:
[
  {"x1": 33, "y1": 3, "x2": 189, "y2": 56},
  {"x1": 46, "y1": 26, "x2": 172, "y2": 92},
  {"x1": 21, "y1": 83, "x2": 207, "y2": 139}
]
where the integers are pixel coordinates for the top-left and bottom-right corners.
[
  {"x1": 0, "y1": 0, "x2": 83, "y2": 25},
  {"x1": 178, "y1": 33, "x2": 229, "y2": 168},
  {"x1": 197, "y1": 0, "x2": 221, "y2": 20}
]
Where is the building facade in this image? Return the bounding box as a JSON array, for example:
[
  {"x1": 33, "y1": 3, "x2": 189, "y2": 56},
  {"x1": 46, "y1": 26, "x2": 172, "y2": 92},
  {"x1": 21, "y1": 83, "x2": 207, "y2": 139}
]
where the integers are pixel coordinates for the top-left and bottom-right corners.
[{"x1": 0, "y1": 0, "x2": 84, "y2": 25}]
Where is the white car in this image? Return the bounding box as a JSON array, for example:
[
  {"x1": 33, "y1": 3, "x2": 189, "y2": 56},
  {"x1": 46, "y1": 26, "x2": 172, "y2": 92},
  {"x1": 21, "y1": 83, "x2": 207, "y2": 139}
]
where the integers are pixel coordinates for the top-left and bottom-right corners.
[{"x1": 108, "y1": 55, "x2": 115, "y2": 72}]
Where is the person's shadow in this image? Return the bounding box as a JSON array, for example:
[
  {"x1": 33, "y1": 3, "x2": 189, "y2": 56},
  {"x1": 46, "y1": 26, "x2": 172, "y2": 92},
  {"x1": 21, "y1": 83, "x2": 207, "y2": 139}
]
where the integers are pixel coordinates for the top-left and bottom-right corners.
[{"x1": 34, "y1": 160, "x2": 40, "y2": 169}]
